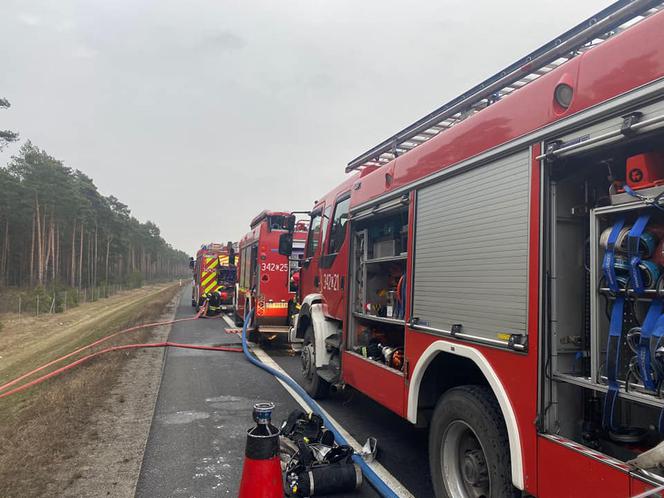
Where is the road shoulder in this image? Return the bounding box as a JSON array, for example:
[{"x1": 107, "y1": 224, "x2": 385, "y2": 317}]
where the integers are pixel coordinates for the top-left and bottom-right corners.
[{"x1": 56, "y1": 295, "x2": 179, "y2": 497}]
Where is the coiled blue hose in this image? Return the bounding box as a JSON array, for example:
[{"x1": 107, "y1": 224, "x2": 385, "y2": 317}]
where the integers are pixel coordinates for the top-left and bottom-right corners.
[{"x1": 240, "y1": 310, "x2": 399, "y2": 498}]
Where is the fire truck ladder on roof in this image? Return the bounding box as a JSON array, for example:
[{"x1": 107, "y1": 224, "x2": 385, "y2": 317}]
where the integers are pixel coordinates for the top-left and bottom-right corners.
[{"x1": 345, "y1": 0, "x2": 664, "y2": 173}]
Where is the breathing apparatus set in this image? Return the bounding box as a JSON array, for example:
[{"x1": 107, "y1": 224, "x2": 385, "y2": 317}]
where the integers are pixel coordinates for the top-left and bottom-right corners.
[{"x1": 280, "y1": 409, "x2": 363, "y2": 496}]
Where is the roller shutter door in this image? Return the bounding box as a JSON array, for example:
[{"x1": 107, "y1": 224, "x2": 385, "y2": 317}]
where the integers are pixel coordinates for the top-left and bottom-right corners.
[{"x1": 412, "y1": 150, "x2": 531, "y2": 341}]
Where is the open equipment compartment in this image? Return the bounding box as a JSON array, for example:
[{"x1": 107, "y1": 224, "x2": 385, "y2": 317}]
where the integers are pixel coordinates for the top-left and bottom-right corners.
[
  {"x1": 348, "y1": 202, "x2": 408, "y2": 373},
  {"x1": 544, "y1": 117, "x2": 664, "y2": 466}
]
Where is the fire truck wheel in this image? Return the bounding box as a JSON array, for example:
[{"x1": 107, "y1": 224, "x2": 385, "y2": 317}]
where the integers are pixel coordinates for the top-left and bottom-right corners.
[
  {"x1": 301, "y1": 326, "x2": 330, "y2": 399},
  {"x1": 429, "y1": 386, "x2": 514, "y2": 498}
]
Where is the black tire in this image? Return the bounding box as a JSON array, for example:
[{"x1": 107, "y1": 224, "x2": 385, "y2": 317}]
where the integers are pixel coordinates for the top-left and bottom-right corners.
[
  {"x1": 234, "y1": 314, "x2": 244, "y2": 327},
  {"x1": 191, "y1": 299, "x2": 196, "y2": 307},
  {"x1": 429, "y1": 386, "x2": 514, "y2": 498},
  {"x1": 301, "y1": 325, "x2": 330, "y2": 399}
]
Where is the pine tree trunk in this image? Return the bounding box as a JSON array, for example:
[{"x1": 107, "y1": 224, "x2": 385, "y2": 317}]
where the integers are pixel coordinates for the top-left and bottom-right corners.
[
  {"x1": 35, "y1": 196, "x2": 43, "y2": 285},
  {"x1": 87, "y1": 234, "x2": 90, "y2": 288},
  {"x1": 71, "y1": 220, "x2": 77, "y2": 287},
  {"x1": 78, "y1": 223, "x2": 84, "y2": 289},
  {"x1": 88, "y1": 234, "x2": 92, "y2": 289},
  {"x1": 105, "y1": 235, "x2": 112, "y2": 284},
  {"x1": 44, "y1": 214, "x2": 52, "y2": 285},
  {"x1": 30, "y1": 212, "x2": 35, "y2": 285},
  {"x1": 55, "y1": 223, "x2": 60, "y2": 281},
  {"x1": 94, "y1": 223, "x2": 98, "y2": 287},
  {"x1": 50, "y1": 219, "x2": 56, "y2": 282},
  {"x1": 40, "y1": 210, "x2": 47, "y2": 284},
  {"x1": 0, "y1": 218, "x2": 4, "y2": 281},
  {"x1": 1, "y1": 218, "x2": 8, "y2": 285}
]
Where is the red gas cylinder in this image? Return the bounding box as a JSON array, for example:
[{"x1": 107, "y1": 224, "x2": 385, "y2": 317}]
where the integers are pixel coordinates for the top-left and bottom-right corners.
[{"x1": 626, "y1": 152, "x2": 664, "y2": 190}]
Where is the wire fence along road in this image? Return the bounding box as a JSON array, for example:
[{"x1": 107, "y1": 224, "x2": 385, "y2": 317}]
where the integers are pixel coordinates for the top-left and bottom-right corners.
[{"x1": 1, "y1": 284, "x2": 138, "y2": 319}]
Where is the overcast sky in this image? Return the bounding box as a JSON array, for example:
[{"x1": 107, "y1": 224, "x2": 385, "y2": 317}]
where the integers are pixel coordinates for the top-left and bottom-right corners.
[{"x1": 1, "y1": 0, "x2": 610, "y2": 254}]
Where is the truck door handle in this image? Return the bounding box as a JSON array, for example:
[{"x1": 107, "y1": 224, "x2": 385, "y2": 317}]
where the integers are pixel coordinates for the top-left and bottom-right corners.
[{"x1": 314, "y1": 276, "x2": 320, "y2": 288}]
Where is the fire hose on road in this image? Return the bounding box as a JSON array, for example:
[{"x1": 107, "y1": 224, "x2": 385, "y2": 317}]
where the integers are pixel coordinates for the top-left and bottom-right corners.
[
  {"x1": 0, "y1": 302, "x2": 400, "y2": 497},
  {"x1": 0, "y1": 341, "x2": 243, "y2": 400},
  {"x1": 0, "y1": 303, "x2": 210, "y2": 395},
  {"x1": 0, "y1": 303, "x2": 246, "y2": 400},
  {"x1": 239, "y1": 309, "x2": 399, "y2": 498}
]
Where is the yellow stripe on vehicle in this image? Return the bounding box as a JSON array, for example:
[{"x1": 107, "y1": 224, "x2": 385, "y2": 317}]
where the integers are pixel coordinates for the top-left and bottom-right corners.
[
  {"x1": 207, "y1": 258, "x2": 219, "y2": 270},
  {"x1": 201, "y1": 272, "x2": 216, "y2": 287},
  {"x1": 205, "y1": 282, "x2": 221, "y2": 294},
  {"x1": 218, "y1": 255, "x2": 229, "y2": 265}
]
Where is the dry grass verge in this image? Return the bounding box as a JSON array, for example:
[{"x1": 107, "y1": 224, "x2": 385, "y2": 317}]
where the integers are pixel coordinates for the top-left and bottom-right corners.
[{"x1": 0, "y1": 282, "x2": 183, "y2": 498}]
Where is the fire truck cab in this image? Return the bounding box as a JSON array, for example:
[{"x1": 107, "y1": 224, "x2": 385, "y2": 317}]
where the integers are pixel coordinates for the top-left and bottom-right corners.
[
  {"x1": 283, "y1": 3, "x2": 664, "y2": 497},
  {"x1": 190, "y1": 242, "x2": 237, "y2": 313},
  {"x1": 236, "y1": 211, "x2": 307, "y2": 339}
]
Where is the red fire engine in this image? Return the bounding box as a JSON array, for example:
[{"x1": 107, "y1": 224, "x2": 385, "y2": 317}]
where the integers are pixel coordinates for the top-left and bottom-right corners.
[
  {"x1": 236, "y1": 211, "x2": 308, "y2": 338},
  {"x1": 279, "y1": 2, "x2": 664, "y2": 496},
  {"x1": 190, "y1": 242, "x2": 237, "y2": 313}
]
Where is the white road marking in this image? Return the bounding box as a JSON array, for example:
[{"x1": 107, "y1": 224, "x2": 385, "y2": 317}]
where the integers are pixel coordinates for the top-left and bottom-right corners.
[
  {"x1": 221, "y1": 315, "x2": 238, "y2": 329},
  {"x1": 221, "y1": 314, "x2": 414, "y2": 498}
]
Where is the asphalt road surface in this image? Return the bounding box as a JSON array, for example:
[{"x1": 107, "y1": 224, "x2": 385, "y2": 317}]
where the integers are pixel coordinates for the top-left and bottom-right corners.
[{"x1": 136, "y1": 287, "x2": 431, "y2": 497}]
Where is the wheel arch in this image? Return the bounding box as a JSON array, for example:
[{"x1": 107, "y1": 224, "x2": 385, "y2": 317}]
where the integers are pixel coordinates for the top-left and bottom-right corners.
[
  {"x1": 295, "y1": 303, "x2": 311, "y2": 339},
  {"x1": 295, "y1": 293, "x2": 324, "y2": 339},
  {"x1": 297, "y1": 295, "x2": 340, "y2": 368},
  {"x1": 407, "y1": 340, "x2": 524, "y2": 490}
]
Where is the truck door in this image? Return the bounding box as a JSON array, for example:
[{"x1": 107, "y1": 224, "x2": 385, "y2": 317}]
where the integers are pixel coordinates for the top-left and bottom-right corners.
[
  {"x1": 300, "y1": 206, "x2": 324, "y2": 299},
  {"x1": 319, "y1": 193, "x2": 350, "y2": 320},
  {"x1": 249, "y1": 244, "x2": 258, "y2": 297}
]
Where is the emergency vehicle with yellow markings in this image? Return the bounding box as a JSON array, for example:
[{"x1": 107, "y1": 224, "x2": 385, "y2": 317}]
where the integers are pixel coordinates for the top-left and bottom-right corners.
[
  {"x1": 191, "y1": 242, "x2": 237, "y2": 313},
  {"x1": 235, "y1": 211, "x2": 308, "y2": 338}
]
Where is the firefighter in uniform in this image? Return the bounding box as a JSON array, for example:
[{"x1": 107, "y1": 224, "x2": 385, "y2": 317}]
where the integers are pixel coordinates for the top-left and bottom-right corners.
[{"x1": 206, "y1": 290, "x2": 222, "y2": 316}]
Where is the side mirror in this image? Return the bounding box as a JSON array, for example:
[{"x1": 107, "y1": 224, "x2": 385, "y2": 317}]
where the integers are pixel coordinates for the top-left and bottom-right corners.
[
  {"x1": 228, "y1": 243, "x2": 236, "y2": 266},
  {"x1": 189, "y1": 257, "x2": 195, "y2": 269},
  {"x1": 285, "y1": 214, "x2": 296, "y2": 233},
  {"x1": 278, "y1": 232, "x2": 293, "y2": 256}
]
